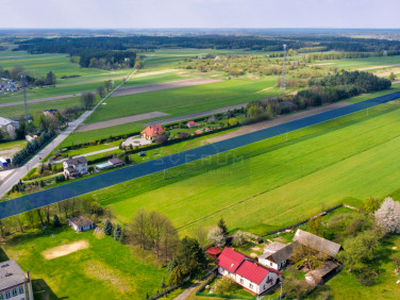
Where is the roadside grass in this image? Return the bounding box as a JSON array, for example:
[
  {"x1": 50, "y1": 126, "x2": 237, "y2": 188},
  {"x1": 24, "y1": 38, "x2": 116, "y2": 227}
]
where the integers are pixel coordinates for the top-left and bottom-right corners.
[
  {"x1": 1, "y1": 226, "x2": 168, "y2": 300},
  {"x1": 0, "y1": 140, "x2": 27, "y2": 157}
]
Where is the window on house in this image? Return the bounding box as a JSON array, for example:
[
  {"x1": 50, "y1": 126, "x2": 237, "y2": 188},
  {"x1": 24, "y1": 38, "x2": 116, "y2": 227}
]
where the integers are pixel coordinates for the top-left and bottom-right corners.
[
  {"x1": 19, "y1": 286, "x2": 24, "y2": 294},
  {"x1": 240, "y1": 278, "x2": 244, "y2": 284},
  {"x1": 263, "y1": 285, "x2": 266, "y2": 290},
  {"x1": 0, "y1": 293, "x2": 4, "y2": 300},
  {"x1": 5, "y1": 291, "x2": 10, "y2": 299},
  {"x1": 12, "y1": 289, "x2": 17, "y2": 296},
  {"x1": 249, "y1": 283, "x2": 253, "y2": 289},
  {"x1": 270, "y1": 262, "x2": 272, "y2": 266}
]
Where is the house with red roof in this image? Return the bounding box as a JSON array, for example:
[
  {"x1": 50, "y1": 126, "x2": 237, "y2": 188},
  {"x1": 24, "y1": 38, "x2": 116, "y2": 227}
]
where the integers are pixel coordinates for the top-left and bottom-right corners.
[
  {"x1": 141, "y1": 125, "x2": 164, "y2": 140},
  {"x1": 187, "y1": 120, "x2": 198, "y2": 128},
  {"x1": 215, "y1": 248, "x2": 282, "y2": 295}
]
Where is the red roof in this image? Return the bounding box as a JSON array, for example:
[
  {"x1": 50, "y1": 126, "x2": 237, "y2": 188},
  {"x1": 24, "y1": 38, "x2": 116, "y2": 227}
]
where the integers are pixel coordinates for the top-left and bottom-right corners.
[
  {"x1": 187, "y1": 121, "x2": 196, "y2": 125},
  {"x1": 141, "y1": 125, "x2": 164, "y2": 137},
  {"x1": 206, "y1": 247, "x2": 222, "y2": 256},
  {"x1": 235, "y1": 260, "x2": 271, "y2": 285},
  {"x1": 215, "y1": 248, "x2": 246, "y2": 273}
]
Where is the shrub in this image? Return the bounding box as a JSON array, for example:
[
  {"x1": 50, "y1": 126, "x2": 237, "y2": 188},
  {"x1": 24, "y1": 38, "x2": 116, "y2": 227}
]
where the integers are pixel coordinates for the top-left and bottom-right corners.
[{"x1": 103, "y1": 219, "x2": 113, "y2": 235}]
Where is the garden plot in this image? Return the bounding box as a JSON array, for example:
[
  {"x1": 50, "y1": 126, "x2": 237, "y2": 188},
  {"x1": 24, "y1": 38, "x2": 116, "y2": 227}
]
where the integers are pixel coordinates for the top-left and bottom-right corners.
[{"x1": 42, "y1": 240, "x2": 89, "y2": 260}]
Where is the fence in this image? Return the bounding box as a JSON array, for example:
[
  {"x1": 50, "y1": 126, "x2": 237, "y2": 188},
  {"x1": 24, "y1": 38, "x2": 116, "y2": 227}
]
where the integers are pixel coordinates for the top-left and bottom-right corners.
[
  {"x1": 262, "y1": 204, "x2": 343, "y2": 237},
  {"x1": 148, "y1": 275, "x2": 191, "y2": 300}
]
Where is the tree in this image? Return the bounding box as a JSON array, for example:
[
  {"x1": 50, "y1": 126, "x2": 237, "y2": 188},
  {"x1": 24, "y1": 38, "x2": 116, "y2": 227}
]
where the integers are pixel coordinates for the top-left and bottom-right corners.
[
  {"x1": 307, "y1": 216, "x2": 323, "y2": 236},
  {"x1": 232, "y1": 230, "x2": 246, "y2": 247},
  {"x1": 217, "y1": 217, "x2": 228, "y2": 236},
  {"x1": 374, "y1": 197, "x2": 400, "y2": 233},
  {"x1": 97, "y1": 85, "x2": 105, "y2": 97},
  {"x1": 228, "y1": 118, "x2": 238, "y2": 127},
  {"x1": 208, "y1": 227, "x2": 226, "y2": 248},
  {"x1": 168, "y1": 266, "x2": 185, "y2": 286},
  {"x1": 45, "y1": 71, "x2": 56, "y2": 86},
  {"x1": 360, "y1": 197, "x2": 381, "y2": 213},
  {"x1": 53, "y1": 214, "x2": 61, "y2": 227},
  {"x1": 113, "y1": 224, "x2": 122, "y2": 241},
  {"x1": 104, "y1": 80, "x2": 113, "y2": 91},
  {"x1": 103, "y1": 219, "x2": 113, "y2": 235},
  {"x1": 174, "y1": 237, "x2": 206, "y2": 275},
  {"x1": 80, "y1": 92, "x2": 95, "y2": 110},
  {"x1": 389, "y1": 72, "x2": 397, "y2": 81}
]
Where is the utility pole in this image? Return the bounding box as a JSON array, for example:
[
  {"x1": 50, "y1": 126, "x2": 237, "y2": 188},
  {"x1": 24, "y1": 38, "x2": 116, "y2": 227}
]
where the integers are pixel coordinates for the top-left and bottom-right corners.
[
  {"x1": 21, "y1": 74, "x2": 29, "y2": 121},
  {"x1": 281, "y1": 44, "x2": 287, "y2": 91}
]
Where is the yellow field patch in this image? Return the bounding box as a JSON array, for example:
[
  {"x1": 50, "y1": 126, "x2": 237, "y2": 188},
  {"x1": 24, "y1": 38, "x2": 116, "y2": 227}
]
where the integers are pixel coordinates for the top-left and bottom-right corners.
[{"x1": 84, "y1": 260, "x2": 131, "y2": 292}]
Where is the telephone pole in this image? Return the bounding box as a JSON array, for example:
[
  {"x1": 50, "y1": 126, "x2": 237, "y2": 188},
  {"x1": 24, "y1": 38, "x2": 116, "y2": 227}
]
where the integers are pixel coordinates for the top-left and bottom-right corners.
[
  {"x1": 21, "y1": 74, "x2": 29, "y2": 120},
  {"x1": 281, "y1": 44, "x2": 287, "y2": 91}
]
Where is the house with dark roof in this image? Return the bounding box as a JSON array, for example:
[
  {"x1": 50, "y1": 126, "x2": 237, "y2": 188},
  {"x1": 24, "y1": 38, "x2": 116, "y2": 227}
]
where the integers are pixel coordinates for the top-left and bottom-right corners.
[
  {"x1": 68, "y1": 215, "x2": 94, "y2": 233},
  {"x1": 258, "y1": 242, "x2": 297, "y2": 270},
  {"x1": 215, "y1": 248, "x2": 282, "y2": 295},
  {"x1": 63, "y1": 156, "x2": 88, "y2": 179},
  {"x1": 0, "y1": 259, "x2": 33, "y2": 300},
  {"x1": 141, "y1": 125, "x2": 164, "y2": 140},
  {"x1": 293, "y1": 229, "x2": 342, "y2": 257}
]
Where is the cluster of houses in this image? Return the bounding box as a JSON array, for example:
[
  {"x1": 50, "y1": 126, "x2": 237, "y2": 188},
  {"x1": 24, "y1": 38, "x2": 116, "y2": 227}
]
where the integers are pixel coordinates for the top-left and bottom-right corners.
[
  {"x1": 0, "y1": 81, "x2": 18, "y2": 93},
  {"x1": 63, "y1": 156, "x2": 125, "y2": 179},
  {"x1": 212, "y1": 229, "x2": 342, "y2": 296}
]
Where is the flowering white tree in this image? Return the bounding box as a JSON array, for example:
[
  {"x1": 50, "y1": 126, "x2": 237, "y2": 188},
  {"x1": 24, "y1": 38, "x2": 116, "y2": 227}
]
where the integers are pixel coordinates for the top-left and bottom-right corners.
[
  {"x1": 374, "y1": 197, "x2": 400, "y2": 233},
  {"x1": 208, "y1": 227, "x2": 226, "y2": 248}
]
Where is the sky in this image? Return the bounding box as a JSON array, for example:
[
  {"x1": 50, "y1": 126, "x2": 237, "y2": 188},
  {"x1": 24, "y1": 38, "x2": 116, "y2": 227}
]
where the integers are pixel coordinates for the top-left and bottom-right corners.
[{"x1": 1, "y1": 0, "x2": 399, "y2": 29}]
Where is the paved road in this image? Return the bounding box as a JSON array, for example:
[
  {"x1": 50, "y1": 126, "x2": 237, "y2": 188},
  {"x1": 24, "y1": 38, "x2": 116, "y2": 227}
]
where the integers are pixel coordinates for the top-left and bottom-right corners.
[
  {"x1": 1, "y1": 91, "x2": 399, "y2": 219},
  {"x1": 0, "y1": 69, "x2": 138, "y2": 199}
]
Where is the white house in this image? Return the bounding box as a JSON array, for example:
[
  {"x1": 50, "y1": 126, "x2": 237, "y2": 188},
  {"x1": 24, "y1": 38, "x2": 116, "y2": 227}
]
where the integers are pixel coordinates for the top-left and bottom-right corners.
[
  {"x1": 0, "y1": 259, "x2": 34, "y2": 300},
  {"x1": 63, "y1": 157, "x2": 88, "y2": 179},
  {"x1": 0, "y1": 117, "x2": 19, "y2": 139},
  {"x1": 258, "y1": 242, "x2": 297, "y2": 271},
  {"x1": 68, "y1": 215, "x2": 94, "y2": 233},
  {"x1": 215, "y1": 248, "x2": 282, "y2": 295}
]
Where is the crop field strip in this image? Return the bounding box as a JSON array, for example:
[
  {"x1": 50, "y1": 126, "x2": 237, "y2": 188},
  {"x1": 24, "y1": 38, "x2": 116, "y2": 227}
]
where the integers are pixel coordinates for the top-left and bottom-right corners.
[{"x1": 0, "y1": 91, "x2": 399, "y2": 220}]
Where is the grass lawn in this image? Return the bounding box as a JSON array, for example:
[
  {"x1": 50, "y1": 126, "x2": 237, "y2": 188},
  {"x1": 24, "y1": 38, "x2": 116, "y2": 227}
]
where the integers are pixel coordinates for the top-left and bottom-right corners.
[
  {"x1": 79, "y1": 100, "x2": 400, "y2": 237},
  {"x1": 0, "y1": 139, "x2": 27, "y2": 158},
  {"x1": 1, "y1": 226, "x2": 167, "y2": 300}
]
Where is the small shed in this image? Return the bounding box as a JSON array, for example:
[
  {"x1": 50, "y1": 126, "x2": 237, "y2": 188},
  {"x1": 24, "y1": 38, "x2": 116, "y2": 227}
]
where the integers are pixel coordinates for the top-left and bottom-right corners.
[
  {"x1": 109, "y1": 158, "x2": 125, "y2": 168},
  {"x1": 206, "y1": 247, "x2": 222, "y2": 259},
  {"x1": 187, "y1": 120, "x2": 197, "y2": 128},
  {"x1": 305, "y1": 261, "x2": 340, "y2": 284},
  {"x1": 68, "y1": 215, "x2": 94, "y2": 233}
]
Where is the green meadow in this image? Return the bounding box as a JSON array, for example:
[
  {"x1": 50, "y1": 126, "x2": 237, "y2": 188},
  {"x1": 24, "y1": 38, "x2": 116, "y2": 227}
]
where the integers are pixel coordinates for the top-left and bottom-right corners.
[
  {"x1": 2, "y1": 227, "x2": 167, "y2": 300},
  {"x1": 78, "y1": 100, "x2": 400, "y2": 237}
]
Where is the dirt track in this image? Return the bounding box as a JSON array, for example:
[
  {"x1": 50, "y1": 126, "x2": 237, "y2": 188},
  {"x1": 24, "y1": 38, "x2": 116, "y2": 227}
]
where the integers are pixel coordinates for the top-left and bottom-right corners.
[
  {"x1": 42, "y1": 240, "x2": 89, "y2": 260},
  {"x1": 111, "y1": 77, "x2": 220, "y2": 97},
  {"x1": 76, "y1": 111, "x2": 169, "y2": 132},
  {"x1": 357, "y1": 64, "x2": 400, "y2": 71},
  {"x1": 0, "y1": 94, "x2": 80, "y2": 108},
  {"x1": 205, "y1": 102, "x2": 350, "y2": 144}
]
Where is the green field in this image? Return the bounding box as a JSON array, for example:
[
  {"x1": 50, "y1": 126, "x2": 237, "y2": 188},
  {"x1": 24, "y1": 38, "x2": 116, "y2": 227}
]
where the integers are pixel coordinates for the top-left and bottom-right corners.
[
  {"x1": 2, "y1": 227, "x2": 167, "y2": 300},
  {"x1": 84, "y1": 77, "x2": 281, "y2": 124},
  {"x1": 76, "y1": 100, "x2": 400, "y2": 237}
]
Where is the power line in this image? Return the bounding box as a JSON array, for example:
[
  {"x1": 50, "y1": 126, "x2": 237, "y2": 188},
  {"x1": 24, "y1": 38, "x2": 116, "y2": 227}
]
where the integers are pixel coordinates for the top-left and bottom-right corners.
[{"x1": 281, "y1": 44, "x2": 287, "y2": 91}]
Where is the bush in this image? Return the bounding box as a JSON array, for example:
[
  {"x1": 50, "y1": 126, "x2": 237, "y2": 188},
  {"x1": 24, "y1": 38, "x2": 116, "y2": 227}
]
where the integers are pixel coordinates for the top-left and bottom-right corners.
[
  {"x1": 356, "y1": 270, "x2": 379, "y2": 286},
  {"x1": 103, "y1": 219, "x2": 113, "y2": 235}
]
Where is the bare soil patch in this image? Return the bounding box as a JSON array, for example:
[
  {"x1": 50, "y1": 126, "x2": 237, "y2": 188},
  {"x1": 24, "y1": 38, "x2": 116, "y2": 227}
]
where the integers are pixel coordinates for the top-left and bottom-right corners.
[
  {"x1": 250, "y1": 253, "x2": 258, "y2": 258},
  {"x1": 205, "y1": 102, "x2": 350, "y2": 144},
  {"x1": 357, "y1": 64, "x2": 400, "y2": 71},
  {"x1": 77, "y1": 111, "x2": 169, "y2": 132},
  {"x1": 251, "y1": 246, "x2": 262, "y2": 252},
  {"x1": 111, "y1": 77, "x2": 220, "y2": 98},
  {"x1": 84, "y1": 260, "x2": 130, "y2": 292},
  {"x1": 42, "y1": 240, "x2": 89, "y2": 260}
]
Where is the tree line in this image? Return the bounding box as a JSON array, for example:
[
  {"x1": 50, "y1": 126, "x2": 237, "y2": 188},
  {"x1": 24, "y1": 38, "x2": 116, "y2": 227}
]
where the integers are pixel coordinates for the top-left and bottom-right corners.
[{"x1": 0, "y1": 65, "x2": 56, "y2": 86}]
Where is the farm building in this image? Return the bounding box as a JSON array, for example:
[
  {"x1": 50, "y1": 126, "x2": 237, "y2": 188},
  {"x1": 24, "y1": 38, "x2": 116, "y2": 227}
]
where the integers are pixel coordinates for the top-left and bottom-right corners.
[
  {"x1": 0, "y1": 259, "x2": 34, "y2": 300},
  {"x1": 141, "y1": 125, "x2": 164, "y2": 140},
  {"x1": 258, "y1": 242, "x2": 297, "y2": 270},
  {"x1": 95, "y1": 158, "x2": 125, "y2": 171},
  {"x1": 293, "y1": 229, "x2": 342, "y2": 257},
  {"x1": 206, "y1": 247, "x2": 222, "y2": 259},
  {"x1": 305, "y1": 261, "x2": 340, "y2": 284},
  {"x1": 68, "y1": 215, "x2": 94, "y2": 233},
  {"x1": 215, "y1": 248, "x2": 282, "y2": 295},
  {"x1": 43, "y1": 109, "x2": 58, "y2": 117},
  {"x1": 63, "y1": 156, "x2": 88, "y2": 179},
  {"x1": 0, "y1": 117, "x2": 19, "y2": 139}
]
